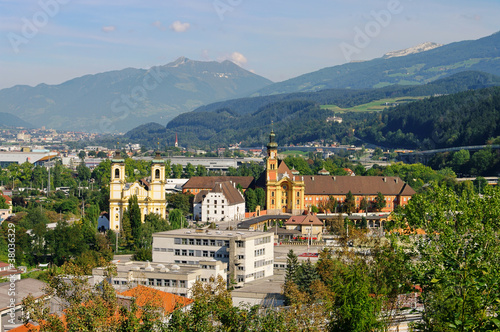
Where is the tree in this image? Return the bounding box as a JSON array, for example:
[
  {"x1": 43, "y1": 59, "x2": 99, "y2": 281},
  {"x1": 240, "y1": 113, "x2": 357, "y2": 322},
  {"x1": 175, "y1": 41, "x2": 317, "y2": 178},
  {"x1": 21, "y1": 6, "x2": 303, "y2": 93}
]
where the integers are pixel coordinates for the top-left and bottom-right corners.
[
  {"x1": 184, "y1": 163, "x2": 196, "y2": 178},
  {"x1": 76, "y1": 163, "x2": 91, "y2": 182},
  {"x1": 374, "y1": 192, "x2": 386, "y2": 212},
  {"x1": 244, "y1": 188, "x2": 257, "y2": 212},
  {"x1": 396, "y1": 184, "x2": 500, "y2": 331},
  {"x1": 343, "y1": 191, "x2": 356, "y2": 214},
  {"x1": 78, "y1": 150, "x2": 86, "y2": 160},
  {"x1": 169, "y1": 209, "x2": 185, "y2": 229},
  {"x1": 128, "y1": 195, "x2": 141, "y2": 244},
  {"x1": 96, "y1": 151, "x2": 107, "y2": 158},
  {"x1": 0, "y1": 195, "x2": 8, "y2": 209},
  {"x1": 254, "y1": 187, "x2": 266, "y2": 209},
  {"x1": 195, "y1": 165, "x2": 207, "y2": 177},
  {"x1": 172, "y1": 164, "x2": 183, "y2": 178},
  {"x1": 360, "y1": 197, "x2": 369, "y2": 214}
]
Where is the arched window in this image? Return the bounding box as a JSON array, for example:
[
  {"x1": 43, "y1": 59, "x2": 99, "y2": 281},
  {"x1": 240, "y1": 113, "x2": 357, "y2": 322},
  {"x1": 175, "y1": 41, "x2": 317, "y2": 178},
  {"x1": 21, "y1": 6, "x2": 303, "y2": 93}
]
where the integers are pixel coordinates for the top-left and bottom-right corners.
[
  {"x1": 114, "y1": 169, "x2": 120, "y2": 178},
  {"x1": 155, "y1": 169, "x2": 160, "y2": 179}
]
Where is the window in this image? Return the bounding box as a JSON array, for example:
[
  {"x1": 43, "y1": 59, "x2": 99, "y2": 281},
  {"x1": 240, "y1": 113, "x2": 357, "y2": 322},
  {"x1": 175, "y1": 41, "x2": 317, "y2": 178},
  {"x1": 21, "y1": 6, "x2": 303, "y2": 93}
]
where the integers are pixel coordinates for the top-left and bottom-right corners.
[
  {"x1": 237, "y1": 275, "x2": 244, "y2": 282},
  {"x1": 114, "y1": 169, "x2": 120, "y2": 178},
  {"x1": 203, "y1": 251, "x2": 208, "y2": 257},
  {"x1": 297, "y1": 192, "x2": 300, "y2": 197},
  {"x1": 196, "y1": 239, "x2": 202, "y2": 246},
  {"x1": 297, "y1": 200, "x2": 300, "y2": 205},
  {"x1": 272, "y1": 199, "x2": 274, "y2": 205},
  {"x1": 236, "y1": 241, "x2": 245, "y2": 247},
  {"x1": 189, "y1": 250, "x2": 194, "y2": 256},
  {"x1": 181, "y1": 238, "x2": 188, "y2": 245},
  {"x1": 222, "y1": 210, "x2": 224, "y2": 215},
  {"x1": 271, "y1": 192, "x2": 275, "y2": 197},
  {"x1": 175, "y1": 249, "x2": 180, "y2": 256},
  {"x1": 181, "y1": 250, "x2": 187, "y2": 256},
  {"x1": 155, "y1": 169, "x2": 160, "y2": 179},
  {"x1": 210, "y1": 239, "x2": 216, "y2": 246},
  {"x1": 210, "y1": 251, "x2": 215, "y2": 257},
  {"x1": 203, "y1": 239, "x2": 209, "y2": 246},
  {"x1": 189, "y1": 239, "x2": 194, "y2": 245},
  {"x1": 215, "y1": 200, "x2": 217, "y2": 204},
  {"x1": 222, "y1": 200, "x2": 225, "y2": 203},
  {"x1": 214, "y1": 210, "x2": 217, "y2": 214},
  {"x1": 174, "y1": 238, "x2": 181, "y2": 244},
  {"x1": 179, "y1": 280, "x2": 186, "y2": 288},
  {"x1": 237, "y1": 266, "x2": 244, "y2": 271}
]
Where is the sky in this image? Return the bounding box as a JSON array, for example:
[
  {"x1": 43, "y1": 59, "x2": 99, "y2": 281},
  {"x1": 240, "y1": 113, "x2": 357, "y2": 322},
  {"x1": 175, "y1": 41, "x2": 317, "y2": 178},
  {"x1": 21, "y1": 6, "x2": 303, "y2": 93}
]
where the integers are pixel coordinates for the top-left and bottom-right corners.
[{"x1": 1, "y1": 0, "x2": 499, "y2": 89}]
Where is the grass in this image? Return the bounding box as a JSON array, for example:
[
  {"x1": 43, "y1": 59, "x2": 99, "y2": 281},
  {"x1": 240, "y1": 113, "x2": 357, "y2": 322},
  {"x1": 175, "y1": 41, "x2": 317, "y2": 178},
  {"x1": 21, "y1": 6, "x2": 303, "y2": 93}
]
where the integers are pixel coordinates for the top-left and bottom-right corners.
[
  {"x1": 280, "y1": 150, "x2": 309, "y2": 157},
  {"x1": 320, "y1": 96, "x2": 427, "y2": 113}
]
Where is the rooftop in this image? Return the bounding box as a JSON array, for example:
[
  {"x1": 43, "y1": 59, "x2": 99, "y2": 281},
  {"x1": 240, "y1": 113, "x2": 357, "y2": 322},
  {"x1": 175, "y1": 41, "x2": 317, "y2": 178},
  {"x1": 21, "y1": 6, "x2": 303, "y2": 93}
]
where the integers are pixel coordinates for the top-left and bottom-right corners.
[{"x1": 153, "y1": 228, "x2": 270, "y2": 240}]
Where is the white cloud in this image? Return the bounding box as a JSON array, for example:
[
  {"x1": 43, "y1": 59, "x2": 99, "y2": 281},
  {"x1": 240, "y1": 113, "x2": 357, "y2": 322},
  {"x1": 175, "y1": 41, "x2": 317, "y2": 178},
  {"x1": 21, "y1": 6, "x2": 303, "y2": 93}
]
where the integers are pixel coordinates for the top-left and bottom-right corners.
[
  {"x1": 223, "y1": 52, "x2": 248, "y2": 67},
  {"x1": 101, "y1": 26, "x2": 116, "y2": 33},
  {"x1": 170, "y1": 20, "x2": 190, "y2": 33},
  {"x1": 152, "y1": 20, "x2": 166, "y2": 31}
]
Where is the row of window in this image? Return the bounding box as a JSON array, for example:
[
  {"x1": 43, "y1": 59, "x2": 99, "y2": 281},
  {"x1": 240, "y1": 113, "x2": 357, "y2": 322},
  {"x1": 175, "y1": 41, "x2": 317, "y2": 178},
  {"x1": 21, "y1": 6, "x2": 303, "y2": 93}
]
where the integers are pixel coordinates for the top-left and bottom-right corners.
[
  {"x1": 254, "y1": 259, "x2": 273, "y2": 268},
  {"x1": 174, "y1": 238, "x2": 230, "y2": 247},
  {"x1": 254, "y1": 236, "x2": 271, "y2": 245},
  {"x1": 174, "y1": 249, "x2": 229, "y2": 259},
  {"x1": 254, "y1": 248, "x2": 265, "y2": 257},
  {"x1": 113, "y1": 278, "x2": 186, "y2": 289}
]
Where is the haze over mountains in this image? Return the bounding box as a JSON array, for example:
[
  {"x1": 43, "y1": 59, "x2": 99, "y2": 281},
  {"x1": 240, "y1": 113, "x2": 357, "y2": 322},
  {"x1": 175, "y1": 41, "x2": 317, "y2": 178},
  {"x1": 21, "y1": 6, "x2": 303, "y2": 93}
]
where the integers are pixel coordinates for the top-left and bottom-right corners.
[
  {"x1": 2, "y1": 31, "x2": 500, "y2": 135},
  {"x1": 0, "y1": 57, "x2": 272, "y2": 133}
]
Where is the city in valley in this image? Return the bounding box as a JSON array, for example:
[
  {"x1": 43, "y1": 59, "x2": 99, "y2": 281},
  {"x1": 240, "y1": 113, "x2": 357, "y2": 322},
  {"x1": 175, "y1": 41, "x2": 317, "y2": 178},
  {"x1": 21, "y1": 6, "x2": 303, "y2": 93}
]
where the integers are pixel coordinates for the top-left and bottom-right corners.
[{"x1": 1, "y1": 1, "x2": 500, "y2": 330}]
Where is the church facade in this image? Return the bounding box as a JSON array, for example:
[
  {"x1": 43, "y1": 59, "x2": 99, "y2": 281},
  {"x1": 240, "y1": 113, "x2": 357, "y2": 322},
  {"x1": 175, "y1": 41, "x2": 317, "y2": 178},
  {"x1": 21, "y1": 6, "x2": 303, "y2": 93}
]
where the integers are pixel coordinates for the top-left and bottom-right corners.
[{"x1": 109, "y1": 151, "x2": 167, "y2": 231}]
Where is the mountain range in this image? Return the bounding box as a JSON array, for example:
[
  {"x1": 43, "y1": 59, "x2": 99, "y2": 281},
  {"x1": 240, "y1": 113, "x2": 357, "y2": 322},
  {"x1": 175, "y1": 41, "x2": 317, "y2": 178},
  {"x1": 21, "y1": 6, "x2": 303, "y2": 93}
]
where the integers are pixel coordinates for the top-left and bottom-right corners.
[
  {"x1": 2, "y1": 31, "x2": 500, "y2": 136},
  {"x1": 254, "y1": 31, "x2": 500, "y2": 95},
  {"x1": 0, "y1": 57, "x2": 272, "y2": 133},
  {"x1": 123, "y1": 71, "x2": 500, "y2": 149}
]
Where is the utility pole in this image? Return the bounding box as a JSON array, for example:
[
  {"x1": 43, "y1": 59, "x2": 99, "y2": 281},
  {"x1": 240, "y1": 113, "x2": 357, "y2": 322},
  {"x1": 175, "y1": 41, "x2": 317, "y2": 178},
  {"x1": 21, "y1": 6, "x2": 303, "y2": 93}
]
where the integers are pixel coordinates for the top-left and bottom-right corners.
[{"x1": 47, "y1": 167, "x2": 50, "y2": 197}]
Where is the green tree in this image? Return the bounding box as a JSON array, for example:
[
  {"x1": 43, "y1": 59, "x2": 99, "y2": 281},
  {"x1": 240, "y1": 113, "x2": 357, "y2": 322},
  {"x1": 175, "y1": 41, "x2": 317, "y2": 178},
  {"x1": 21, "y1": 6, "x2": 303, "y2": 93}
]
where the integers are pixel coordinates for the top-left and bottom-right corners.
[
  {"x1": 172, "y1": 164, "x2": 183, "y2": 178},
  {"x1": 128, "y1": 195, "x2": 141, "y2": 244},
  {"x1": 254, "y1": 187, "x2": 266, "y2": 209},
  {"x1": 76, "y1": 162, "x2": 91, "y2": 182},
  {"x1": 184, "y1": 163, "x2": 196, "y2": 178},
  {"x1": 396, "y1": 184, "x2": 500, "y2": 331},
  {"x1": 343, "y1": 190, "x2": 356, "y2": 214},
  {"x1": 374, "y1": 192, "x2": 386, "y2": 212},
  {"x1": 195, "y1": 164, "x2": 207, "y2": 176},
  {"x1": 0, "y1": 195, "x2": 8, "y2": 209},
  {"x1": 244, "y1": 188, "x2": 257, "y2": 212},
  {"x1": 169, "y1": 209, "x2": 185, "y2": 229},
  {"x1": 78, "y1": 150, "x2": 86, "y2": 160}
]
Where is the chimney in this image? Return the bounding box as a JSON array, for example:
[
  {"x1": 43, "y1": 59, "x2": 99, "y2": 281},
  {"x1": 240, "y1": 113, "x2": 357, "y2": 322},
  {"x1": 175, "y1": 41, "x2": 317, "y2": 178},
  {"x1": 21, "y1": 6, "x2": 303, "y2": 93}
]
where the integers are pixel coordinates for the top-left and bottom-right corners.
[
  {"x1": 395, "y1": 178, "x2": 398, "y2": 184},
  {"x1": 333, "y1": 176, "x2": 336, "y2": 181},
  {"x1": 383, "y1": 177, "x2": 387, "y2": 182},
  {"x1": 312, "y1": 176, "x2": 314, "y2": 181}
]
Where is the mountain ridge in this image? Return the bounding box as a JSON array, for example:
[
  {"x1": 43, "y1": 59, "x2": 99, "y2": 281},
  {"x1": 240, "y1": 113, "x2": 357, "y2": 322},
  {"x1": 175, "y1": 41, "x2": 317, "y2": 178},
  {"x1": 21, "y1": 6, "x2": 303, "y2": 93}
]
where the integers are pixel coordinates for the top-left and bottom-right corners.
[{"x1": 0, "y1": 58, "x2": 272, "y2": 133}]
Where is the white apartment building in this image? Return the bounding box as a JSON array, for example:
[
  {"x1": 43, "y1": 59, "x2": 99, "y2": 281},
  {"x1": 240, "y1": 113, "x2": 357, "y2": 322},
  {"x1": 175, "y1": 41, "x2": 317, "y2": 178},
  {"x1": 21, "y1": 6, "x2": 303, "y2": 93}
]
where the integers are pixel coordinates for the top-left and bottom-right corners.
[
  {"x1": 152, "y1": 229, "x2": 274, "y2": 287},
  {"x1": 92, "y1": 260, "x2": 226, "y2": 297},
  {"x1": 193, "y1": 181, "x2": 245, "y2": 223}
]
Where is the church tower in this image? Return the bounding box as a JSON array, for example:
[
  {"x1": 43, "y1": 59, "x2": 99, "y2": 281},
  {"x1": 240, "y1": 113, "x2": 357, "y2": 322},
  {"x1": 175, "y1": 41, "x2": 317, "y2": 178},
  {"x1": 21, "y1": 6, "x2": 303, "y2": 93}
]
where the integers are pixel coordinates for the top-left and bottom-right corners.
[
  {"x1": 109, "y1": 150, "x2": 125, "y2": 231},
  {"x1": 149, "y1": 151, "x2": 167, "y2": 219}
]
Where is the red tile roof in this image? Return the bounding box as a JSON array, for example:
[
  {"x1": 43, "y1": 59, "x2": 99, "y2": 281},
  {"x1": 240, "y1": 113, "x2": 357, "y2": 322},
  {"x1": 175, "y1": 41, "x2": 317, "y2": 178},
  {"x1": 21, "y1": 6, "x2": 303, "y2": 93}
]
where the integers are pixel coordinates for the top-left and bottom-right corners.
[
  {"x1": 119, "y1": 285, "x2": 193, "y2": 314},
  {"x1": 285, "y1": 213, "x2": 323, "y2": 226}
]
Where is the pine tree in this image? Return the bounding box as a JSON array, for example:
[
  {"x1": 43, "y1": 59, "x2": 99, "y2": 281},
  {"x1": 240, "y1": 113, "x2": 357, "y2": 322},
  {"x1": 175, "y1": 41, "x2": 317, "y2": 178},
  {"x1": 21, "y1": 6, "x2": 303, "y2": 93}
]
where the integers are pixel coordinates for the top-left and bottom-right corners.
[{"x1": 128, "y1": 195, "x2": 141, "y2": 243}]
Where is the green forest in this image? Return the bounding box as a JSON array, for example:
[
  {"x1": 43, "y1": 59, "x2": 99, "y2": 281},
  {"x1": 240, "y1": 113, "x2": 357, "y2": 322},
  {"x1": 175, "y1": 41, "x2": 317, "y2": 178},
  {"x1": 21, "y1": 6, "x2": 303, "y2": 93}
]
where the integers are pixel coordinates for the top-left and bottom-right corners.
[{"x1": 121, "y1": 71, "x2": 500, "y2": 150}]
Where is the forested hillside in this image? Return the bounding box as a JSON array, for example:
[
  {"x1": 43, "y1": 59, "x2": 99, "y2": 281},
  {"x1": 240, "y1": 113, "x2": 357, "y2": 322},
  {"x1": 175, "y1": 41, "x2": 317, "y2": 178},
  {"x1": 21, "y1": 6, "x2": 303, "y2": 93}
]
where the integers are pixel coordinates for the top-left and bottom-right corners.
[
  {"x1": 357, "y1": 86, "x2": 500, "y2": 149},
  {"x1": 124, "y1": 71, "x2": 500, "y2": 149}
]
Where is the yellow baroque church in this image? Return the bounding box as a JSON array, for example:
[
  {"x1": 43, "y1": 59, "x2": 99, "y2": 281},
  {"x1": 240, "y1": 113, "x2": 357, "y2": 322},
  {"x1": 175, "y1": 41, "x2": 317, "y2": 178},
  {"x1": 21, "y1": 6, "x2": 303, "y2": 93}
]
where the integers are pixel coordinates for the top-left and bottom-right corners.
[
  {"x1": 265, "y1": 130, "x2": 305, "y2": 215},
  {"x1": 109, "y1": 151, "x2": 167, "y2": 231}
]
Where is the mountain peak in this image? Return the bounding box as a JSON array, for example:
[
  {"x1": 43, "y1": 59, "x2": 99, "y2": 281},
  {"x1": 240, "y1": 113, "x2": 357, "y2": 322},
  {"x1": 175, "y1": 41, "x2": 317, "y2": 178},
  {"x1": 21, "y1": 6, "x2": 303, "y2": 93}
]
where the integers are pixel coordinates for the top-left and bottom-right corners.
[
  {"x1": 167, "y1": 56, "x2": 191, "y2": 67},
  {"x1": 383, "y1": 42, "x2": 443, "y2": 59}
]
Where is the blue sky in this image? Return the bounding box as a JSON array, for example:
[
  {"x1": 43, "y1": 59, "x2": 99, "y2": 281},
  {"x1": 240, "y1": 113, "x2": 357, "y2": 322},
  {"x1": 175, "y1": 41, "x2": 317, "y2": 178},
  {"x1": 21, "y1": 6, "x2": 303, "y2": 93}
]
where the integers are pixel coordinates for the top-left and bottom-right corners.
[{"x1": 1, "y1": 0, "x2": 499, "y2": 89}]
